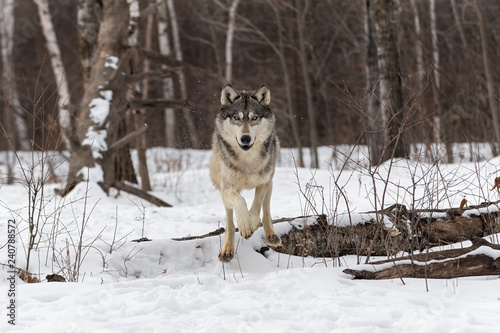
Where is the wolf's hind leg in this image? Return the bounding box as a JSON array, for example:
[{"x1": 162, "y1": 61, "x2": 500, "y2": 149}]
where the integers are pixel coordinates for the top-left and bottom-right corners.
[
  {"x1": 248, "y1": 183, "x2": 271, "y2": 230},
  {"x1": 219, "y1": 208, "x2": 235, "y2": 262},
  {"x1": 262, "y1": 182, "x2": 281, "y2": 246}
]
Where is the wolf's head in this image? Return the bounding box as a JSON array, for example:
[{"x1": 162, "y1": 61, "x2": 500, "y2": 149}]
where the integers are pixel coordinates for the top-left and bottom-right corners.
[{"x1": 217, "y1": 84, "x2": 274, "y2": 151}]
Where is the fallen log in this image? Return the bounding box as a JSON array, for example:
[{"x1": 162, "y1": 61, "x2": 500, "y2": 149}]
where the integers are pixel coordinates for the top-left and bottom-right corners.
[
  {"x1": 170, "y1": 202, "x2": 500, "y2": 261},
  {"x1": 274, "y1": 201, "x2": 500, "y2": 258},
  {"x1": 343, "y1": 238, "x2": 500, "y2": 279},
  {"x1": 110, "y1": 181, "x2": 172, "y2": 207}
]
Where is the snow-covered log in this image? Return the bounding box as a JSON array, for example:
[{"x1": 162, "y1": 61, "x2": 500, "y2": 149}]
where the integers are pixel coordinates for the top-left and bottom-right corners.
[
  {"x1": 269, "y1": 201, "x2": 500, "y2": 259},
  {"x1": 343, "y1": 238, "x2": 500, "y2": 280}
]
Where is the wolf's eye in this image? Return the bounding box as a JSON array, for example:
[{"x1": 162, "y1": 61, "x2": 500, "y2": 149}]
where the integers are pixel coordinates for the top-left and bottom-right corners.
[
  {"x1": 233, "y1": 116, "x2": 240, "y2": 121},
  {"x1": 251, "y1": 115, "x2": 259, "y2": 121}
]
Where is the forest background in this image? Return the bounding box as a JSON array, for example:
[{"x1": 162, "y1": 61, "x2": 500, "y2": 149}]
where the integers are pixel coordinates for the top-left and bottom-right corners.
[{"x1": 1, "y1": 0, "x2": 499, "y2": 170}]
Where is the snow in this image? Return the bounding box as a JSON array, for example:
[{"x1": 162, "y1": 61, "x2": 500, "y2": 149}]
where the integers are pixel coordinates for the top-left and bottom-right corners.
[
  {"x1": 1, "y1": 145, "x2": 500, "y2": 332},
  {"x1": 104, "y1": 56, "x2": 119, "y2": 70},
  {"x1": 88, "y1": 89, "x2": 112, "y2": 127}
]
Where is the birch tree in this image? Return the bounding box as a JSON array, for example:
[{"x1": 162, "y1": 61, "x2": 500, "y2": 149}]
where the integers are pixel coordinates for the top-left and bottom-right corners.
[
  {"x1": 224, "y1": 0, "x2": 240, "y2": 83},
  {"x1": 33, "y1": 0, "x2": 72, "y2": 151},
  {"x1": 429, "y1": 0, "x2": 451, "y2": 162}
]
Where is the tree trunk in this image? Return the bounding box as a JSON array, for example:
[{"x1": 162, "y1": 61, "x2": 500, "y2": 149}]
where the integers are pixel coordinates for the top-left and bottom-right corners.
[
  {"x1": 157, "y1": 0, "x2": 176, "y2": 147},
  {"x1": 0, "y1": 0, "x2": 30, "y2": 151},
  {"x1": 127, "y1": 0, "x2": 151, "y2": 191},
  {"x1": 295, "y1": 0, "x2": 318, "y2": 168},
  {"x1": 63, "y1": 0, "x2": 131, "y2": 192},
  {"x1": 77, "y1": 0, "x2": 100, "y2": 84},
  {"x1": 33, "y1": 0, "x2": 72, "y2": 152},
  {"x1": 410, "y1": 0, "x2": 424, "y2": 93},
  {"x1": 473, "y1": 0, "x2": 500, "y2": 156},
  {"x1": 374, "y1": 0, "x2": 407, "y2": 162},
  {"x1": 166, "y1": 0, "x2": 200, "y2": 149},
  {"x1": 272, "y1": 0, "x2": 304, "y2": 167},
  {"x1": 429, "y1": 0, "x2": 452, "y2": 163},
  {"x1": 365, "y1": 0, "x2": 383, "y2": 165},
  {"x1": 224, "y1": 0, "x2": 240, "y2": 83},
  {"x1": 134, "y1": 110, "x2": 151, "y2": 191}
]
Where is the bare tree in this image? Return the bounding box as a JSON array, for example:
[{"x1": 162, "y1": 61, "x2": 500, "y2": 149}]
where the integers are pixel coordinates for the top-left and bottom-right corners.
[
  {"x1": 473, "y1": 0, "x2": 500, "y2": 156},
  {"x1": 373, "y1": 0, "x2": 407, "y2": 161},
  {"x1": 224, "y1": 0, "x2": 240, "y2": 83},
  {"x1": 0, "y1": 0, "x2": 30, "y2": 151},
  {"x1": 295, "y1": 0, "x2": 318, "y2": 168},
  {"x1": 33, "y1": 0, "x2": 72, "y2": 151},
  {"x1": 165, "y1": 0, "x2": 200, "y2": 149},
  {"x1": 62, "y1": 0, "x2": 135, "y2": 193},
  {"x1": 129, "y1": 0, "x2": 151, "y2": 191},
  {"x1": 77, "y1": 0, "x2": 99, "y2": 83},
  {"x1": 271, "y1": 0, "x2": 304, "y2": 166},
  {"x1": 365, "y1": 0, "x2": 383, "y2": 165},
  {"x1": 410, "y1": 0, "x2": 424, "y2": 93},
  {"x1": 429, "y1": 0, "x2": 452, "y2": 162},
  {"x1": 157, "y1": 0, "x2": 176, "y2": 147}
]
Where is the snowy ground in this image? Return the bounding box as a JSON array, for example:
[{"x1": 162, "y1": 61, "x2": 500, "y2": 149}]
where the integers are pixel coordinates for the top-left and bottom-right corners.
[{"x1": 1, "y1": 144, "x2": 500, "y2": 332}]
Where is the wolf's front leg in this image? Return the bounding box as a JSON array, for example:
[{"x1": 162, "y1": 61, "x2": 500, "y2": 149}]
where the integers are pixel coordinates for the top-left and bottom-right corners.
[
  {"x1": 222, "y1": 187, "x2": 256, "y2": 239},
  {"x1": 219, "y1": 208, "x2": 235, "y2": 262}
]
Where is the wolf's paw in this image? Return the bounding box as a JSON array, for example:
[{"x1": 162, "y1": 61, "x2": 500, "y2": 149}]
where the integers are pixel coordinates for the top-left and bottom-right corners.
[
  {"x1": 240, "y1": 229, "x2": 254, "y2": 240},
  {"x1": 218, "y1": 248, "x2": 234, "y2": 262},
  {"x1": 266, "y1": 233, "x2": 282, "y2": 247},
  {"x1": 237, "y1": 215, "x2": 257, "y2": 240}
]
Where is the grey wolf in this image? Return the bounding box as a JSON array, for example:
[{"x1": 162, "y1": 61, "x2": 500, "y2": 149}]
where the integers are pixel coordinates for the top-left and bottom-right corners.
[{"x1": 210, "y1": 83, "x2": 282, "y2": 262}]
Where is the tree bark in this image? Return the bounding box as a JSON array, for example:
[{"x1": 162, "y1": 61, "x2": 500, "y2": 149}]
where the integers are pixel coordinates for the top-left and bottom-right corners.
[
  {"x1": 128, "y1": 0, "x2": 151, "y2": 191},
  {"x1": 473, "y1": 0, "x2": 500, "y2": 156},
  {"x1": 429, "y1": 0, "x2": 452, "y2": 163},
  {"x1": 343, "y1": 238, "x2": 500, "y2": 280},
  {"x1": 271, "y1": 0, "x2": 304, "y2": 167},
  {"x1": 365, "y1": 0, "x2": 383, "y2": 165},
  {"x1": 0, "y1": 0, "x2": 30, "y2": 151},
  {"x1": 274, "y1": 202, "x2": 500, "y2": 258},
  {"x1": 224, "y1": 0, "x2": 240, "y2": 83},
  {"x1": 134, "y1": 110, "x2": 151, "y2": 191},
  {"x1": 166, "y1": 0, "x2": 200, "y2": 149},
  {"x1": 295, "y1": 0, "x2": 318, "y2": 168},
  {"x1": 373, "y1": 0, "x2": 407, "y2": 161},
  {"x1": 156, "y1": 0, "x2": 176, "y2": 147},
  {"x1": 33, "y1": 0, "x2": 73, "y2": 152},
  {"x1": 77, "y1": 0, "x2": 100, "y2": 84},
  {"x1": 112, "y1": 180, "x2": 171, "y2": 207},
  {"x1": 63, "y1": 0, "x2": 131, "y2": 193}
]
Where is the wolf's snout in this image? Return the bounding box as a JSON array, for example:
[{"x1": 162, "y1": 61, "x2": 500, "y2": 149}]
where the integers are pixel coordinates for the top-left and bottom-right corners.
[
  {"x1": 241, "y1": 135, "x2": 251, "y2": 145},
  {"x1": 239, "y1": 135, "x2": 252, "y2": 151}
]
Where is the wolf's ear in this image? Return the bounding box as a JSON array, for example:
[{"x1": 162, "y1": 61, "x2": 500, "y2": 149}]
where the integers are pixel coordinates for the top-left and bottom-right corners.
[
  {"x1": 253, "y1": 84, "x2": 271, "y2": 106},
  {"x1": 221, "y1": 84, "x2": 239, "y2": 106}
]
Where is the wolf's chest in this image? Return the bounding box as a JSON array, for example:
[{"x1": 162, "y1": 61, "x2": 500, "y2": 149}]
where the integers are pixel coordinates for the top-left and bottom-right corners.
[{"x1": 227, "y1": 167, "x2": 272, "y2": 190}]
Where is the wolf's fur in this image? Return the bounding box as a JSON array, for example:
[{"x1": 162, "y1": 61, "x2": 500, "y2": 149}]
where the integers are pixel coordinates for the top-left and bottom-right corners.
[{"x1": 210, "y1": 84, "x2": 282, "y2": 262}]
